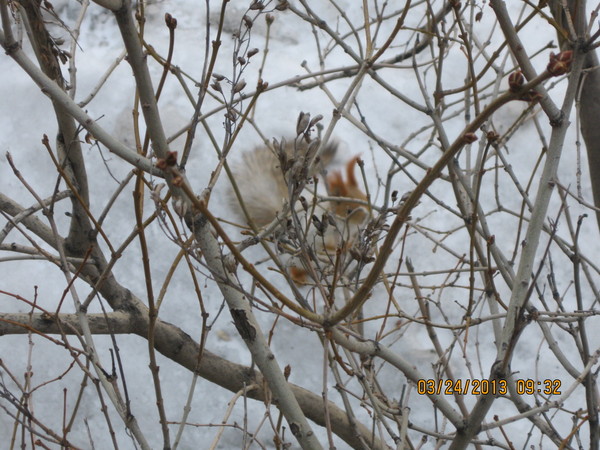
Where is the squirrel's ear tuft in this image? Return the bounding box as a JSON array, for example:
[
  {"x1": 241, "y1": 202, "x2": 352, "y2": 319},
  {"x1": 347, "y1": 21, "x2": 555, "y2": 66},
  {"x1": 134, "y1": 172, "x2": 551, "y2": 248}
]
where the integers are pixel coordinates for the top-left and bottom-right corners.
[
  {"x1": 345, "y1": 156, "x2": 362, "y2": 188},
  {"x1": 327, "y1": 156, "x2": 367, "y2": 199},
  {"x1": 327, "y1": 156, "x2": 369, "y2": 220}
]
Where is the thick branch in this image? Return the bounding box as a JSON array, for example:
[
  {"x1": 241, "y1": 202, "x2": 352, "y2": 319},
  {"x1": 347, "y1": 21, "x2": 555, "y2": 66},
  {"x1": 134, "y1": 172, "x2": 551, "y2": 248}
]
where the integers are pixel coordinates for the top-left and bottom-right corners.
[
  {"x1": 0, "y1": 31, "x2": 158, "y2": 176},
  {"x1": 0, "y1": 310, "x2": 386, "y2": 450},
  {"x1": 449, "y1": 29, "x2": 587, "y2": 450},
  {"x1": 187, "y1": 213, "x2": 323, "y2": 449}
]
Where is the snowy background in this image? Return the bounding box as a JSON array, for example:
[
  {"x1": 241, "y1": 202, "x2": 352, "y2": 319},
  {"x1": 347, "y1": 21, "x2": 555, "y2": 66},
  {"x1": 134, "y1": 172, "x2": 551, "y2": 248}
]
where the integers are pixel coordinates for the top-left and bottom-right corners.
[{"x1": 1, "y1": 0, "x2": 599, "y2": 448}]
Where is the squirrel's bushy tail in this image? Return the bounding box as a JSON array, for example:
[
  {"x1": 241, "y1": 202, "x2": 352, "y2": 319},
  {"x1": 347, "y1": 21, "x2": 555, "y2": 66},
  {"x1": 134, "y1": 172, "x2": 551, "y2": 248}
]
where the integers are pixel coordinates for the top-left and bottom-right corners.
[{"x1": 229, "y1": 140, "x2": 338, "y2": 227}]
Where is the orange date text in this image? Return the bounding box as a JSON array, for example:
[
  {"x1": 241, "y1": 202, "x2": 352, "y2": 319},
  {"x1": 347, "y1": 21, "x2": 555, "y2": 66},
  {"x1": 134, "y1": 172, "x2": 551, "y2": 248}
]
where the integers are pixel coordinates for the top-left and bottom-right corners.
[{"x1": 416, "y1": 378, "x2": 507, "y2": 396}]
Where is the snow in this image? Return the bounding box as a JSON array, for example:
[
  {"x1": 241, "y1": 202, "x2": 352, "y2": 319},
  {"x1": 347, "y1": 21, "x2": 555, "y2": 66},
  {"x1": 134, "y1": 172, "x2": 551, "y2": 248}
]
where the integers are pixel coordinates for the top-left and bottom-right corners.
[{"x1": 1, "y1": 0, "x2": 600, "y2": 449}]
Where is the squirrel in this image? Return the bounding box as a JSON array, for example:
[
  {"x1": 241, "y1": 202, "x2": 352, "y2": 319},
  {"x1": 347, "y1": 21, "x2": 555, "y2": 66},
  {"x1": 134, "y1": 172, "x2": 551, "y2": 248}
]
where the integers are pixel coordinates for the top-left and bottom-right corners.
[{"x1": 229, "y1": 136, "x2": 370, "y2": 283}]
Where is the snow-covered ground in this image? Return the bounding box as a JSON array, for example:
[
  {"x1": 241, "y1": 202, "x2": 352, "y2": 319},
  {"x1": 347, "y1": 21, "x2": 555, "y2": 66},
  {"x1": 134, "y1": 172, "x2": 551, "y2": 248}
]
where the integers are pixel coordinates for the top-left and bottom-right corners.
[{"x1": 1, "y1": 0, "x2": 599, "y2": 448}]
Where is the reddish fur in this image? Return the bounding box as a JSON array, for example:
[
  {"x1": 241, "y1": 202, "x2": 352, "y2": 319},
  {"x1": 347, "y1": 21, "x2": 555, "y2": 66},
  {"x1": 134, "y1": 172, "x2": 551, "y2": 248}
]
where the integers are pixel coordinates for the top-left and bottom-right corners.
[
  {"x1": 345, "y1": 156, "x2": 361, "y2": 190},
  {"x1": 289, "y1": 266, "x2": 309, "y2": 284},
  {"x1": 328, "y1": 171, "x2": 346, "y2": 197},
  {"x1": 327, "y1": 156, "x2": 367, "y2": 219},
  {"x1": 286, "y1": 158, "x2": 369, "y2": 280}
]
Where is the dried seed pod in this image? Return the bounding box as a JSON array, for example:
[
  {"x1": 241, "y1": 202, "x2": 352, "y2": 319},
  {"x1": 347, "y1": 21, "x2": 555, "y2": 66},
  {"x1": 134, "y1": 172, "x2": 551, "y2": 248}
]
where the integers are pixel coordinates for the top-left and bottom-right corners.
[
  {"x1": 266, "y1": 14, "x2": 274, "y2": 25},
  {"x1": 300, "y1": 196, "x2": 309, "y2": 212},
  {"x1": 547, "y1": 50, "x2": 573, "y2": 76},
  {"x1": 237, "y1": 56, "x2": 246, "y2": 65},
  {"x1": 242, "y1": 15, "x2": 253, "y2": 28},
  {"x1": 508, "y1": 71, "x2": 524, "y2": 92},
  {"x1": 275, "y1": 139, "x2": 290, "y2": 173},
  {"x1": 349, "y1": 247, "x2": 362, "y2": 261},
  {"x1": 296, "y1": 111, "x2": 310, "y2": 135},
  {"x1": 312, "y1": 215, "x2": 325, "y2": 235},
  {"x1": 308, "y1": 114, "x2": 323, "y2": 129},
  {"x1": 326, "y1": 213, "x2": 336, "y2": 227},
  {"x1": 249, "y1": 0, "x2": 265, "y2": 10},
  {"x1": 211, "y1": 81, "x2": 222, "y2": 93},
  {"x1": 248, "y1": 48, "x2": 259, "y2": 58},
  {"x1": 233, "y1": 79, "x2": 246, "y2": 93},
  {"x1": 225, "y1": 109, "x2": 237, "y2": 121},
  {"x1": 275, "y1": 1, "x2": 288, "y2": 10},
  {"x1": 319, "y1": 213, "x2": 329, "y2": 233},
  {"x1": 364, "y1": 254, "x2": 376, "y2": 263},
  {"x1": 212, "y1": 73, "x2": 226, "y2": 81}
]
